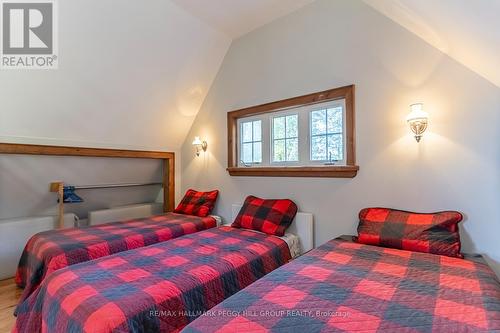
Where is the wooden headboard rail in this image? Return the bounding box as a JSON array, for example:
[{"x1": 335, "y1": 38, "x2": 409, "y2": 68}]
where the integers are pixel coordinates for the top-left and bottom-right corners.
[{"x1": 0, "y1": 143, "x2": 175, "y2": 212}]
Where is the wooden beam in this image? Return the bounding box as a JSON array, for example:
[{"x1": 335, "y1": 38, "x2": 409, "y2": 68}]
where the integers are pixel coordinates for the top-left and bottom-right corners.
[{"x1": 0, "y1": 143, "x2": 173, "y2": 159}]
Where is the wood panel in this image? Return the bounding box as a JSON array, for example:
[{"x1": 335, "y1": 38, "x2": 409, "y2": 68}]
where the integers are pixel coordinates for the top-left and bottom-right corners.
[
  {"x1": 0, "y1": 143, "x2": 175, "y2": 212},
  {"x1": 0, "y1": 143, "x2": 173, "y2": 159},
  {"x1": 227, "y1": 166, "x2": 359, "y2": 178},
  {"x1": 163, "y1": 155, "x2": 176, "y2": 212},
  {"x1": 227, "y1": 85, "x2": 358, "y2": 178},
  {"x1": 0, "y1": 278, "x2": 21, "y2": 333}
]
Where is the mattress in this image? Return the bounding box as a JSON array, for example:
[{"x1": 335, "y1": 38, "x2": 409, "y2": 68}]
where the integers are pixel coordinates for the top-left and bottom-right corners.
[
  {"x1": 279, "y1": 232, "x2": 301, "y2": 259},
  {"x1": 15, "y1": 212, "x2": 218, "y2": 305},
  {"x1": 183, "y1": 236, "x2": 500, "y2": 333},
  {"x1": 14, "y1": 226, "x2": 292, "y2": 333},
  {"x1": 231, "y1": 227, "x2": 301, "y2": 259},
  {"x1": 209, "y1": 215, "x2": 223, "y2": 227}
]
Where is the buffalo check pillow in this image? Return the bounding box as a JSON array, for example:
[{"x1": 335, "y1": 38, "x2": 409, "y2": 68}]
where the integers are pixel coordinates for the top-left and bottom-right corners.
[
  {"x1": 231, "y1": 196, "x2": 298, "y2": 237},
  {"x1": 174, "y1": 189, "x2": 219, "y2": 217},
  {"x1": 356, "y1": 207, "x2": 464, "y2": 258}
]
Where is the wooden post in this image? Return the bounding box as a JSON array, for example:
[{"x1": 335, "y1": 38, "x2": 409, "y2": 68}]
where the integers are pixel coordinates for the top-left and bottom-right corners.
[
  {"x1": 49, "y1": 182, "x2": 64, "y2": 229},
  {"x1": 162, "y1": 156, "x2": 175, "y2": 212}
]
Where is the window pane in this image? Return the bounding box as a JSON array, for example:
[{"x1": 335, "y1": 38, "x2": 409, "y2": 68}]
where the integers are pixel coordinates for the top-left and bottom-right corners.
[
  {"x1": 273, "y1": 116, "x2": 285, "y2": 139},
  {"x1": 242, "y1": 122, "x2": 253, "y2": 143},
  {"x1": 273, "y1": 139, "x2": 285, "y2": 162},
  {"x1": 327, "y1": 134, "x2": 343, "y2": 161},
  {"x1": 286, "y1": 115, "x2": 298, "y2": 138},
  {"x1": 253, "y1": 142, "x2": 262, "y2": 163},
  {"x1": 253, "y1": 120, "x2": 262, "y2": 142},
  {"x1": 327, "y1": 107, "x2": 343, "y2": 133},
  {"x1": 311, "y1": 109, "x2": 326, "y2": 135},
  {"x1": 242, "y1": 143, "x2": 253, "y2": 163},
  {"x1": 311, "y1": 135, "x2": 326, "y2": 160},
  {"x1": 286, "y1": 138, "x2": 298, "y2": 161}
]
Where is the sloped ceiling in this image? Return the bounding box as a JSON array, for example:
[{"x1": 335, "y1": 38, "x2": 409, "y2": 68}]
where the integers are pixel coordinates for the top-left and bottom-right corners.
[
  {"x1": 3, "y1": 0, "x2": 497, "y2": 152},
  {"x1": 171, "y1": 0, "x2": 316, "y2": 39},
  {"x1": 0, "y1": 0, "x2": 231, "y2": 150},
  {"x1": 1, "y1": 0, "x2": 315, "y2": 152},
  {"x1": 171, "y1": 0, "x2": 500, "y2": 151},
  {"x1": 363, "y1": 0, "x2": 500, "y2": 89}
]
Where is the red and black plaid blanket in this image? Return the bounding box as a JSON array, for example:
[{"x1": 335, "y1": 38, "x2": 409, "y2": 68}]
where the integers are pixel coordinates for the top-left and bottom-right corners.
[
  {"x1": 14, "y1": 226, "x2": 291, "y2": 333},
  {"x1": 15, "y1": 212, "x2": 216, "y2": 304},
  {"x1": 183, "y1": 236, "x2": 500, "y2": 333}
]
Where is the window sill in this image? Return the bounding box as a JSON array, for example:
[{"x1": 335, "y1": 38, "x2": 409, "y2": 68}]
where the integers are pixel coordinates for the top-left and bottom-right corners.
[{"x1": 227, "y1": 165, "x2": 359, "y2": 178}]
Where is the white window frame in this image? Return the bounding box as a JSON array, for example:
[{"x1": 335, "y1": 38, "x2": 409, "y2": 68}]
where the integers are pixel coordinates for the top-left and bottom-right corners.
[
  {"x1": 237, "y1": 117, "x2": 265, "y2": 166},
  {"x1": 237, "y1": 98, "x2": 347, "y2": 167},
  {"x1": 308, "y1": 99, "x2": 347, "y2": 166},
  {"x1": 270, "y1": 111, "x2": 300, "y2": 165}
]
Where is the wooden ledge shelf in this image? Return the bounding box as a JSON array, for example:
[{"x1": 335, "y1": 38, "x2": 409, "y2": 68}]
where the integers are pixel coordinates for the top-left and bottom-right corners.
[{"x1": 227, "y1": 165, "x2": 359, "y2": 178}]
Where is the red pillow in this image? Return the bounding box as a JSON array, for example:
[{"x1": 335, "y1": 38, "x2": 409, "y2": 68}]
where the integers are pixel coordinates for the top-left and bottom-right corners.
[
  {"x1": 174, "y1": 189, "x2": 219, "y2": 217},
  {"x1": 356, "y1": 208, "x2": 463, "y2": 258},
  {"x1": 231, "y1": 196, "x2": 298, "y2": 237}
]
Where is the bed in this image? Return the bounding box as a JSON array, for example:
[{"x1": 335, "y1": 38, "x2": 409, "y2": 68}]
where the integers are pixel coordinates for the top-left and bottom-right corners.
[
  {"x1": 183, "y1": 235, "x2": 500, "y2": 333},
  {"x1": 13, "y1": 216, "x2": 314, "y2": 333},
  {"x1": 15, "y1": 212, "x2": 220, "y2": 305}
]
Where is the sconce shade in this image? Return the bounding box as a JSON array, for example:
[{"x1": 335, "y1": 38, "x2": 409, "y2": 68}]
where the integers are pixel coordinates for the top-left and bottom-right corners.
[
  {"x1": 192, "y1": 136, "x2": 202, "y2": 146},
  {"x1": 406, "y1": 103, "x2": 428, "y2": 142},
  {"x1": 63, "y1": 186, "x2": 84, "y2": 203},
  {"x1": 192, "y1": 136, "x2": 208, "y2": 156},
  {"x1": 406, "y1": 103, "x2": 428, "y2": 122}
]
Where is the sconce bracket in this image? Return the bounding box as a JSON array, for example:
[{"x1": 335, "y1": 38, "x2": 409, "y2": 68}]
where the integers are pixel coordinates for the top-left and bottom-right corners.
[{"x1": 195, "y1": 141, "x2": 208, "y2": 156}]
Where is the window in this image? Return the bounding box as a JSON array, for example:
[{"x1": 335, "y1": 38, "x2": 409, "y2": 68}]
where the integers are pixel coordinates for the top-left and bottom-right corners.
[
  {"x1": 310, "y1": 106, "x2": 344, "y2": 163},
  {"x1": 272, "y1": 114, "x2": 298, "y2": 163},
  {"x1": 228, "y1": 85, "x2": 358, "y2": 177},
  {"x1": 240, "y1": 120, "x2": 262, "y2": 165}
]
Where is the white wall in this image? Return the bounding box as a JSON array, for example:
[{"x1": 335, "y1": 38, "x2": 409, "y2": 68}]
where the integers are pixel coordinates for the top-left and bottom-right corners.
[
  {"x1": 0, "y1": 155, "x2": 163, "y2": 220},
  {"x1": 0, "y1": 0, "x2": 232, "y2": 211},
  {"x1": 181, "y1": 0, "x2": 500, "y2": 276}
]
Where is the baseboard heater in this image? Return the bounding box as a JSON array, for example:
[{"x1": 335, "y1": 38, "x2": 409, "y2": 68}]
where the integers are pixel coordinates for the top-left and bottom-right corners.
[
  {"x1": 0, "y1": 214, "x2": 78, "y2": 280},
  {"x1": 87, "y1": 203, "x2": 163, "y2": 225},
  {"x1": 0, "y1": 202, "x2": 163, "y2": 280}
]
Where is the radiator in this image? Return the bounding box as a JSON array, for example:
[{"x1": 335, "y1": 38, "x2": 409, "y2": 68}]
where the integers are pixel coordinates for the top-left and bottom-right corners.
[
  {"x1": 0, "y1": 214, "x2": 78, "y2": 280},
  {"x1": 88, "y1": 202, "x2": 163, "y2": 225},
  {"x1": 0, "y1": 203, "x2": 163, "y2": 280}
]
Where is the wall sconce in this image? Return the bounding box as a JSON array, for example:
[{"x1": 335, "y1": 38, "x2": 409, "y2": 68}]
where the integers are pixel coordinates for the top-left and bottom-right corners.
[
  {"x1": 192, "y1": 136, "x2": 207, "y2": 156},
  {"x1": 406, "y1": 103, "x2": 428, "y2": 142}
]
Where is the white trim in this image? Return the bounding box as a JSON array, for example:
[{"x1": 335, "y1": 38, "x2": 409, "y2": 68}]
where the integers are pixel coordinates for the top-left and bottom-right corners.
[
  {"x1": 270, "y1": 113, "x2": 299, "y2": 164},
  {"x1": 236, "y1": 98, "x2": 347, "y2": 167},
  {"x1": 308, "y1": 99, "x2": 347, "y2": 165},
  {"x1": 237, "y1": 118, "x2": 263, "y2": 166}
]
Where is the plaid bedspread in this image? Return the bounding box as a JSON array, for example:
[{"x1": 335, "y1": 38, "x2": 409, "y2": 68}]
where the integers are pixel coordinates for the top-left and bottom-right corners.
[
  {"x1": 15, "y1": 212, "x2": 216, "y2": 304},
  {"x1": 14, "y1": 226, "x2": 291, "y2": 333},
  {"x1": 183, "y1": 237, "x2": 500, "y2": 333}
]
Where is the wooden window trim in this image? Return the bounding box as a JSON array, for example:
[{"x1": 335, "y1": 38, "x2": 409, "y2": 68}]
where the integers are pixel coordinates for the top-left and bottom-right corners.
[
  {"x1": 0, "y1": 143, "x2": 175, "y2": 211},
  {"x1": 227, "y1": 85, "x2": 358, "y2": 177}
]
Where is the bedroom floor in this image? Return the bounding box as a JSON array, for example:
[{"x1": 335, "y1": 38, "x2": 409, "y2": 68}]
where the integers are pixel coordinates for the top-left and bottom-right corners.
[{"x1": 0, "y1": 279, "x2": 20, "y2": 333}]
